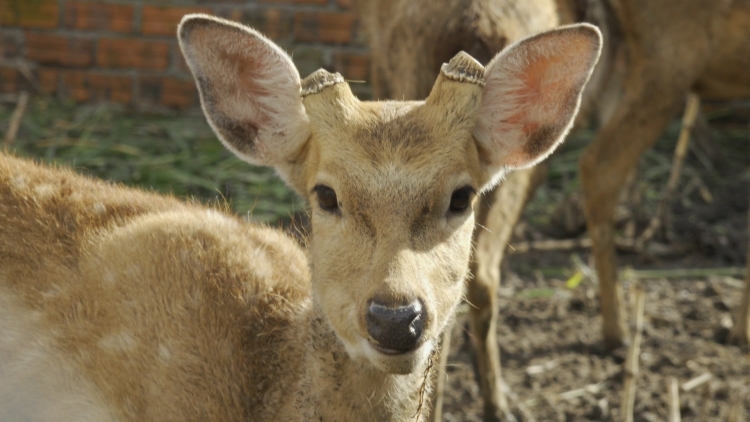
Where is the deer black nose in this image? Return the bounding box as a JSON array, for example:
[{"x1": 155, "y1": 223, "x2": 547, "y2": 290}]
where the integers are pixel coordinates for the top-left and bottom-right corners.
[{"x1": 366, "y1": 300, "x2": 424, "y2": 354}]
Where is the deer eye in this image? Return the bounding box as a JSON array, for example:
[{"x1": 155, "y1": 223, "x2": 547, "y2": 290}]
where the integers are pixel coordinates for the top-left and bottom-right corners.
[
  {"x1": 313, "y1": 185, "x2": 339, "y2": 213},
  {"x1": 448, "y1": 186, "x2": 475, "y2": 214}
]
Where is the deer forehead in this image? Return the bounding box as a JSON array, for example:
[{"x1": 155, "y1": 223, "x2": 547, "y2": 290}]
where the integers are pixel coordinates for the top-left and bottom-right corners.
[{"x1": 302, "y1": 93, "x2": 484, "y2": 198}]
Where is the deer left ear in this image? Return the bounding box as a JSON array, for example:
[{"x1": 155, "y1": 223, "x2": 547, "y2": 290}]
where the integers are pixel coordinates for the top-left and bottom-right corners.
[
  {"x1": 178, "y1": 14, "x2": 310, "y2": 175},
  {"x1": 473, "y1": 24, "x2": 602, "y2": 190}
]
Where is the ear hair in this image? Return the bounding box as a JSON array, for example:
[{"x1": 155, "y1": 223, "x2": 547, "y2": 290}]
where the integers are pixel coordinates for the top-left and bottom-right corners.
[
  {"x1": 178, "y1": 14, "x2": 310, "y2": 173},
  {"x1": 473, "y1": 24, "x2": 602, "y2": 190}
]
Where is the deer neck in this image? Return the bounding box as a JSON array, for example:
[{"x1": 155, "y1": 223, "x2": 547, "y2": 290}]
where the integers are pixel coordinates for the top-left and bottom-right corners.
[{"x1": 295, "y1": 306, "x2": 433, "y2": 422}]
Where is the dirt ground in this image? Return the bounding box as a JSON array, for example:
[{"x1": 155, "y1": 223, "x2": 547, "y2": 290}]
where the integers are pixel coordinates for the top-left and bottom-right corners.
[{"x1": 440, "y1": 269, "x2": 749, "y2": 421}]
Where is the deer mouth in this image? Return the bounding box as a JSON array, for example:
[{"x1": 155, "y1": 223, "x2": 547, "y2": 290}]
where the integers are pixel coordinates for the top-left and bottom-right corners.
[
  {"x1": 359, "y1": 336, "x2": 435, "y2": 374},
  {"x1": 369, "y1": 340, "x2": 421, "y2": 356}
]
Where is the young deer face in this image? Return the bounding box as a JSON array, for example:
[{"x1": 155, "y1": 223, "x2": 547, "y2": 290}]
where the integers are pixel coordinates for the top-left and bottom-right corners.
[{"x1": 179, "y1": 15, "x2": 601, "y2": 374}]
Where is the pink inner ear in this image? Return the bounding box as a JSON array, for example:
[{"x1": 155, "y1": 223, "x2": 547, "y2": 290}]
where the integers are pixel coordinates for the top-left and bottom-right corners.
[
  {"x1": 510, "y1": 54, "x2": 572, "y2": 133},
  {"x1": 180, "y1": 16, "x2": 310, "y2": 167},
  {"x1": 475, "y1": 28, "x2": 600, "y2": 170}
]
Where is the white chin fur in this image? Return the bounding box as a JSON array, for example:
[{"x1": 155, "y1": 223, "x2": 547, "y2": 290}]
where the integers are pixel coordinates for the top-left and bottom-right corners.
[{"x1": 357, "y1": 338, "x2": 435, "y2": 375}]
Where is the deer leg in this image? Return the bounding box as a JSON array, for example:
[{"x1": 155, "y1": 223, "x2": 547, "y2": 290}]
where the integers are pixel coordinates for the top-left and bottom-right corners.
[
  {"x1": 729, "y1": 209, "x2": 750, "y2": 346},
  {"x1": 467, "y1": 165, "x2": 546, "y2": 422},
  {"x1": 579, "y1": 84, "x2": 687, "y2": 350}
]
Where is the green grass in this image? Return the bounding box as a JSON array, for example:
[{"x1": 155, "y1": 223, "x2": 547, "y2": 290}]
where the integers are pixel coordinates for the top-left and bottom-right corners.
[{"x1": 1, "y1": 98, "x2": 303, "y2": 223}]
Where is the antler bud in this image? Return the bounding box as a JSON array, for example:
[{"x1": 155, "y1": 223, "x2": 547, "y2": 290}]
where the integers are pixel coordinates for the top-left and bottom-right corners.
[
  {"x1": 300, "y1": 68, "x2": 360, "y2": 125},
  {"x1": 424, "y1": 51, "x2": 486, "y2": 131}
]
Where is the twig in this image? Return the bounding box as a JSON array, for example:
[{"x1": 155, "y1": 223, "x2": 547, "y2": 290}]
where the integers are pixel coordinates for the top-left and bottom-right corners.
[
  {"x1": 508, "y1": 237, "x2": 636, "y2": 254},
  {"x1": 3, "y1": 91, "x2": 29, "y2": 147},
  {"x1": 523, "y1": 381, "x2": 608, "y2": 407},
  {"x1": 668, "y1": 377, "x2": 681, "y2": 422},
  {"x1": 621, "y1": 285, "x2": 645, "y2": 422},
  {"x1": 17, "y1": 63, "x2": 44, "y2": 94},
  {"x1": 681, "y1": 175, "x2": 713, "y2": 204},
  {"x1": 729, "y1": 209, "x2": 750, "y2": 346},
  {"x1": 500, "y1": 379, "x2": 533, "y2": 422},
  {"x1": 680, "y1": 372, "x2": 712, "y2": 392},
  {"x1": 413, "y1": 349, "x2": 436, "y2": 421},
  {"x1": 620, "y1": 267, "x2": 746, "y2": 281},
  {"x1": 558, "y1": 382, "x2": 605, "y2": 401},
  {"x1": 637, "y1": 93, "x2": 701, "y2": 249}
]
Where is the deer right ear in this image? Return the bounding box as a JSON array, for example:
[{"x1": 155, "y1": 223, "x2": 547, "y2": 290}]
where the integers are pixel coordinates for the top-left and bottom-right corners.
[
  {"x1": 473, "y1": 24, "x2": 602, "y2": 191},
  {"x1": 178, "y1": 14, "x2": 310, "y2": 173}
]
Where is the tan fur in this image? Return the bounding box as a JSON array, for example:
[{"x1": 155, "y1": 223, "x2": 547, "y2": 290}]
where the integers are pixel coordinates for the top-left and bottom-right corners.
[
  {"x1": 355, "y1": 2, "x2": 750, "y2": 419},
  {"x1": 0, "y1": 15, "x2": 600, "y2": 421}
]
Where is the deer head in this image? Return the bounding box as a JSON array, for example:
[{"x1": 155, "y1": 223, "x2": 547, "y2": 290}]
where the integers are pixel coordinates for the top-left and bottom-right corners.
[{"x1": 178, "y1": 14, "x2": 601, "y2": 374}]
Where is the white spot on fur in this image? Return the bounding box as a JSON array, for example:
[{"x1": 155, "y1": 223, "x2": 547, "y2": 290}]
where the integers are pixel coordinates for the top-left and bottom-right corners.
[
  {"x1": 98, "y1": 332, "x2": 137, "y2": 352},
  {"x1": 204, "y1": 209, "x2": 239, "y2": 228},
  {"x1": 158, "y1": 344, "x2": 172, "y2": 362},
  {"x1": 33, "y1": 183, "x2": 57, "y2": 200},
  {"x1": 124, "y1": 265, "x2": 141, "y2": 276},
  {"x1": 252, "y1": 258, "x2": 272, "y2": 282},
  {"x1": 102, "y1": 271, "x2": 116, "y2": 284},
  {"x1": 0, "y1": 289, "x2": 117, "y2": 421},
  {"x1": 41, "y1": 285, "x2": 65, "y2": 299},
  {"x1": 10, "y1": 175, "x2": 25, "y2": 189},
  {"x1": 92, "y1": 202, "x2": 106, "y2": 214}
]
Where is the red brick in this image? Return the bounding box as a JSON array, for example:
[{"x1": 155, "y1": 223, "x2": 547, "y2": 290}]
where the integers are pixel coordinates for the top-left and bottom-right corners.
[
  {"x1": 64, "y1": 1, "x2": 134, "y2": 33},
  {"x1": 37, "y1": 67, "x2": 59, "y2": 94},
  {"x1": 223, "y1": 8, "x2": 293, "y2": 41},
  {"x1": 26, "y1": 32, "x2": 94, "y2": 67},
  {"x1": 161, "y1": 77, "x2": 197, "y2": 108},
  {"x1": 97, "y1": 38, "x2": 170, "y2": 70},
  {"x1": 336, "y1": 0, "x2": 352, "y2": 9},
  {"x1": 0, "y1": 66, "x2": 19, "y2": 94},
  {"x1": 333, "y1": 52, "x2": 369, "y2": 81},
  {"x1": 260, "y1": 0, "x2": 328, "y2": 5},
  {"x1": 294, "y1": 11, "x2": 356, "y2": 44},
  {"x1": 138, "y1": 76, "x2": 161, "y2": 104},
  {"x1": 142, "y1": 5, "x2": 212, "y2": 36},
  {"x1": 62, "y1": 71, "x2": 133, "y2": 104},
  {"x1": 140, "y1": 76, "x2": 197, "y2": 109},
  {"x1": 0, "y1": 0, "x2": 58, "y2": 29},
  {"x1": 0, "y1": 65, "x2": 44, "y2": 94}
]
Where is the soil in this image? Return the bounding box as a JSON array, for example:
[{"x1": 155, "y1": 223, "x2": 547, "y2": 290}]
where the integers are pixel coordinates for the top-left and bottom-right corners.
[{"x1": 439, "y1": 271, "x2": 750, "y2": 421}]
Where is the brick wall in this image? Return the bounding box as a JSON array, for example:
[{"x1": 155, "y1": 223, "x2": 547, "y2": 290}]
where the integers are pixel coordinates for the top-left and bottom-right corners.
[{"x1": 0, "y1": 0, "x2": 370, "y2": 111}]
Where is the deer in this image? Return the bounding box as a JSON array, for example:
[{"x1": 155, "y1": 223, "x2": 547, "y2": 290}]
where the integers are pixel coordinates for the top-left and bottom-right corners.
[
  {"x1": 0, "y1": 14, "x2": 602, "y2": 422},
  {"x1": 354, "y1": 0, "x2": 750, "y2": 420}
]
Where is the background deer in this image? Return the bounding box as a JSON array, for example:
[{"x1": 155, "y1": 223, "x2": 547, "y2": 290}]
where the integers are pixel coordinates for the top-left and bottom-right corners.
[
  {"x1": 354, "y1": 0, "x2": 750, "y2": 420},
  {"x1": 0, "y1": 14, "x2": 601, "y2": 421}
]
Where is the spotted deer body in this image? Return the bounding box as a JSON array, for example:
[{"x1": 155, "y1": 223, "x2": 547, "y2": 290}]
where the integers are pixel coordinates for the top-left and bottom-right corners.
[{"x1": 0, "y1": 15, "x2": 600, "y2": 421}]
